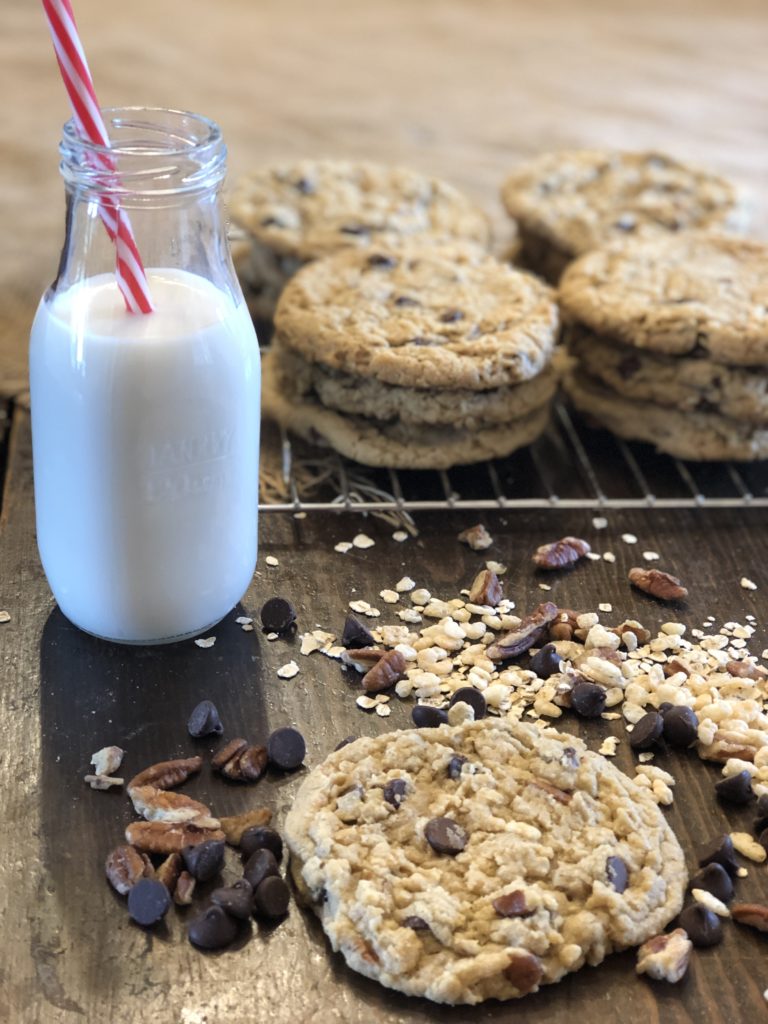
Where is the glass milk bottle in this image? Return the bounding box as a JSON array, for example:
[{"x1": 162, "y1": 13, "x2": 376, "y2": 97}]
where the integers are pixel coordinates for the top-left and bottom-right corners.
[{"x1": 29, "y1": 108, "x2": 260, "y2": 644}]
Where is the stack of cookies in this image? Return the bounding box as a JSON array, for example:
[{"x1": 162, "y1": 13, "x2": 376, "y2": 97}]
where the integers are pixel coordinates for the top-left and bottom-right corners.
[
  {"x1": 229, "y1": 159, "x2": 490, "y2": 320},
  {"x1": 500, "y1": 150, "x2": 749, "y2": 283},
  {"x1": 559, "y1": 232, "x2": 768, "y2": 461},
  {"x1": 262, "y1": 242, "x2": 559, "y2": 468}
]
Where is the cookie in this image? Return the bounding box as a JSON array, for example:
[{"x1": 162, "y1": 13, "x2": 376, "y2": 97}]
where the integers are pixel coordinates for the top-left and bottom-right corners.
[
  {"x1": 560, "y1": 233, "x2": 768, "y2": 366},
  {"x1": 274, "y1": 242, "x2": 559, "y2": 390},
  {"x1": 501, "y1": 150, "x2": 748, "y2": 283},
  {"x1": 262, "y1": 349, "x2": 551, "y2": 469},
  {"x1": 230, "y1": 160, "x2": 491, "y2": 318},
  {"x1": 567, "y1": 323, "x2": 768, "y2": 425},
  {"x1": 284, "y1": 718, "x2": 686, "y2": 1005},
  {"x1": 565, "y1": 369, "x2": 768, "y2": 461}
]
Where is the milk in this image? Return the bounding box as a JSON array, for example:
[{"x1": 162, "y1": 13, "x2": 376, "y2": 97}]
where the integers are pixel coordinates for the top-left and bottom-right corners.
[{"x1": 29, "y1": 268, "x2": 260, "y2": 643}]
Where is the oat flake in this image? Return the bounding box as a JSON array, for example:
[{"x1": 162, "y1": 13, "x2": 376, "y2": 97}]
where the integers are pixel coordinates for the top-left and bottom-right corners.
[
  {"x1": 642, "y1": 550, "x2": 660, "y2": 561},
  {"x1": 486, "y1": 561, "x2": 507, "y2": 575},
  {"x1": 621, "y1": 533, "x2": 638, "y2": 544},
  {"x1": 392, "y1": 530, "x2": 409, "y2": 542},
  {"x1": 277, "y1": 660, "x2": 300, "y2": 679},
  {"x1": 349, "y1": 600, "x2": 380, "y2": 618},
  {"x1": 598, "y1": 603, "x2": 613, "y2": 612},
  {"x1": 353, "y1": 533, "x2": 375, "y2": 549},
  {"x1": 380, "y1": 590, "x2": 400, "y2": 604},
  {"x1": 241, "y1": 623, "x2": 254, "y2": 632},
  {"x1": 602, "y1": 552, "x2": 616, "y2": 563},
  {"x1": 741, "y1": 577, "x2": 758, "y2": 591},
  {"x1": 235, "y1": 615, "x2": 253, "y2": 625},
  {"x1": 266, "y1": 632, "x2": 279, "y2": 641},
  {"x1": 586, "y1": 551, "x2": 602, "y2": 561},
  {"x1": 375, "y1": 704, "x2": 392, "y2": 717},
  {"x1": 592, "y1": 517, "x2": 608, "y2": 530},
  {"x1": 194, "y1": 637, "x2": 216, "y2": 649},
  {"x1": 0, "y1": 611, "x2": 10, "y2": 624},
  {"x1": 599, "y1": 736, "x2": 619, "y2": 756},
  {"x1": 538, "y1": 583, "x2": 552, "y2": 591},
  {"x1": 334, "y1": 541, "x2": 353, "y2": 553},
  {"x1": 265, "y1": 556, "x2": 279, "y2": 567}
]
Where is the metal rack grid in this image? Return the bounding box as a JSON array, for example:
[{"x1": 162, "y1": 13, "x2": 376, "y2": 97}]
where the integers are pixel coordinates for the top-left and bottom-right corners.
[{"x1": 258, "y1": 401, "x2": 768, "y2": 514}]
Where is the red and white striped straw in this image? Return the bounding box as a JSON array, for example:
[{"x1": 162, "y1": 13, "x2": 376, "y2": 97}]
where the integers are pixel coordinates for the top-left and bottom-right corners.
[{"x1": 41, "y1": 0, "x2": 154, "y2": 314}]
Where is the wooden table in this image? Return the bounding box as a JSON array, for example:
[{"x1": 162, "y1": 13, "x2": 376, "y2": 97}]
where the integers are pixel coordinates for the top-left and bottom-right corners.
[{"x1": 2, "y1": 1, "x2": 768, "y2": 1021}]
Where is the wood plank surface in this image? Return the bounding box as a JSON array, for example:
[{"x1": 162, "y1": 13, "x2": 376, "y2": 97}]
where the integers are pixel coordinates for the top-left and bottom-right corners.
[{"x1": 2, "y1": 405, "x2": 768, "y2": 1023}]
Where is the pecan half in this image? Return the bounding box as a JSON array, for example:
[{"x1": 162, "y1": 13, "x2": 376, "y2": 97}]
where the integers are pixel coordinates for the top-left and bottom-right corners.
[
  {"x1": 362, "y1": 649, "x2": 407, "y2": 693},
  {"x1": 221, "y1": 744, "x2": 268, "y2": 783},
  {"x1": 503, "y1": 950, "x2": 543, "y2": 994},
  {"x1": 469, "y1": 569, "x2": 502, "y2": 606},
  {"x1": 219, "y1": 807, "x2": 272, "y2": 845},
  {"x1": 211, "y1": 739, "x2": 248, "y2": 772},
  {"x1": 636, "y1": 928, "x2": 692, "y2": 983},
  {"x1": 129, "y1": 785, "x2": 217, "y2": 826},
  {"x1": 533, "y1": 537, "x2": 590, "y2": 570},
  {"x1": 700, "y1": 727, "x2": 765, "y2": 763},
  {"x1": 457, "y1": 524, "x2": 493, "y2": 551},
  {"x1": 127, "y1": 756, "x2": 203, "y2": 794},
  {"x1": 156, "y1": 852, "x2": 182, "y2": 892},
  {"x1": 628, "y1": 568, "x2": 688, "y2": 602},
  {"x1": 174, "y1": 870, "x2": 196, "y2": 905},
  {"x1": 487, "y1": 603, "x2": 559, "y2": 661},
  {"x1": 125, "y1": 821, "x2": 225, "y2": 854},
  {"x1": 731, "y1": 903, "x2": 768, "y2": 931},
  {"x1": 726, "y1": 660, "x2": 768, "y2": 680},
  {"x1": 529, "y1": 778, "x2": 572, "y2": 804},
  {"x1": 105, "y1": 845, "x2": 154, "y2": 895}
]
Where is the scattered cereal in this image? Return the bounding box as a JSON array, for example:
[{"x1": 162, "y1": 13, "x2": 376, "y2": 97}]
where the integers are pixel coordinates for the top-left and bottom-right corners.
[
  {"x1": 392, "y1": 531, "x2": 408, "y2": 543},
  {"x1": 375, "y1": 704, "x2": 392, "y2": 718},
  {"x1": 277, "y1": 661, "x2": 300, "y2": 679},
  {"x1": 691, "y1": 889, "x2": 730, "y2": 917},
  {"x1": 194, "y1": 637, "x2": 216, "y2": 649},
  {"x1": 235, "y1": 616, "x2": 253, "y2": 625},
  {"x1": 0, "y1": 611, "x2": 10, "y2": 624},
  {"x1": 599, "y1": 736, "x2": 619, "y2": 757},
  {"x1": 356, "y1": 695, "x2": 377, "y2": 710},
  {"x1": 730, "y1": 832, "x2": 767, "y2": 863},
  {"x1": 265, "y1": 556, "x2": 279, "y2": 567},
  {"x1": 334, "y1": 541, "x2": 353, "y2": 554},
  {"x1": 486, "y1": 561, "x2": 507, "y2": 575},
  {"x1": 592, "y1": 517, "x2": 608, "y2": 530},
  {"x1": 353, "y1": 533, "x2": 375, "y2": 550},
  {"x1": 622, "y1": 533, "x2": 638, "y2": 544},
  {"x1": 603, "y1": 552, "x2": 616, "y2": 563},
  {"x1": 410, "y1": 588, "x2": 432, "y2": 605},
  {"x1": 538, "y1": 583, "x2": 552, "y2": 591},
  {"x1": 741, "y1": 577, "x2": 758, "y2": 591},
  {"x1": 241, "y1": 623, "x2": 254, "y2": 632},
  {"x1": 395, "y1": 577, "x2": 416, "y2": 592},
  {"x1": 586, "y1": 552, "x2": 602, "y2": 561},
  {"x1": 349, "y1": 600, "x2": 381, "y2": 618},
  {"x1": 266, "y1": 632, "x2": 279, "y2": 641},
  {"x1": 598, "y1": 603, "x2": 613, "y2": 613},
  {"x1": 293, "y1": 511, "x2": 307, "y2": 519},
  {"x1": 380, "y1": 590, "x2": 400, "y2": 604},
  {"x1": 642, "y1": 551, "x2": 660, "y2": 561}
]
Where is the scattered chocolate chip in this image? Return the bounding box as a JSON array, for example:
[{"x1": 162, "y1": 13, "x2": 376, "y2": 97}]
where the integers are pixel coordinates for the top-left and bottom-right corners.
[
  {"x1": 493, "y1": 890, "x2": 532, "y2": 917},
  {"x1": 447, "y1": 754, "x2": 467, "y2": 780},
  {"x1": 448, "y1": 687, "x2": 486, "y2": 720},
  {"x1": 127, "y1": 878, "x2": 171, "y2": 927},
  {"x1": 341, "y1": 615, "x2": 375, "y2": 649},
  {"x1": 404, "y1": 915, "x2": 429, "y2": 930},
  {"x1": 628, "y1": 567, "x2": 688, "y2": 602},
  {"x1": 367, "y1": 253, "x2": 397, "y2": 269},
  {"x1": 267, "y1": 726, "x2": 306, "y2": 770},
  {"x1": 187, "y1": 700, "x2": 224, "y2": 738},
  {"x1": 339, "y1": 224, "x2": 368, "y2": 235},
  {"x1": 182, "y1": 839, "x2": 225, "y2": 882},
  {"x1": 529, "y1": 643, "x2": 561, "y2": 679},
  {"x1": 698, "y1": 834, "x2": 738, "y2": 875},
  {"x1": 211, "y1": 879, "x2": 254, "y2": 920},
  {"x1": 188, "y1": 905, "x2": 239, "y2": 949},
  {"x1": 411, "y1": 705, "x2": 449, "y2": 729},
  {"x1": 240, "y1": 825, "x2": 283, "y2": 863},
  {"x1": 334, "y1": 735, "x2": 358, "y2": 751},
  {"x1": 254, "y1": 875, "x2": 290, "y2": 919},
  {"x1": 439, "y1": 308, "x2": 465, "y2": 323},
  {"x1": 570, "y1": 679, "x2": 607, "y2": 718},
  {"x1": 606, "y1": 855, "x2": 628, "y2": 893},
  {"x1": 679, "y1": 904, "x2": 723, "y2": 947},
  {"x1": 383, "y1": 778, "x2": 408, "y2": 808},
  {"x1": 393, "y1": 295, "x2": 419, "y2": 307},
  {"x1": 662, "y1": 706, "x2": 699, "y2": 747},
  {"x1": 243, "y1": 848, "x2": 280, "y2": 891},
  {"x1": 658, "y1": 702, "x2": 674, "y2": 714},
  {"x1": 715, "y1": 770, "x2": 754, "y2": 805},
  {"x1": 629, "y1": 711, "x2": 664, "y2": 751},
  {"x1": 690, "y1": 863, "x2": 734, "y2": 903},
  {"x1": 260, "y1": 597, "x2": 296, "y2": 634},
  {"x1": 424, "y1": 817, "x2": 467, "y2": 855},
  {"x1": 533, "y1": 537, "x2": 591, "y2": 570}
]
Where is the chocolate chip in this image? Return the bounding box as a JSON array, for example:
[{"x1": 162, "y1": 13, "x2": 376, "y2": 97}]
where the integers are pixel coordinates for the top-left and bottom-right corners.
[
  {"x1": 383, "y1": 778, "x2": 407, "y2": 808},
  {"x1": 267, "y1": 726, "x2": 306, "y2": 770},
  {"x1": 529, "y1": 643, "x2": 561, "y2": 679},
  {"x1": 715, "y1": 770, "x2": 754, "y2": 805},
  {"x1": 629, "y1": 711, "x2": 664, "y2": 751},
  {"x1": 424, "y1": 817, "x2": 467, "y2": 855},
  {"x1": 439, "y1": 309, "x2": 465, "y2": 323},
  {"x1": 448, "y1": 687, "x2": 486, "y2": 720},
  {"x1": 260, "y1": 597, "x2": 296, "y2": 635},
  {"x1": 492, "y1": 890, "x2": 532, "y2": 917},
  {"x1": 339, "y1": 224, "x2": 368, "y2": 235},
  {"x1": 253, "y1": 875, "x2": 290, "y2": 919},
  {"x1": 404, "y1": 915, "x2": 429, "y2": 930},
  {"x1": 182, "y1": 839, "x2": 225, "y2": 882},
  {"x1": 127, "y1": 878, "x2": 171, "y2": 927},
  {"x1": 411, "y1": 705, "x2": 449, "y2": 728},
  {"x1": 754, "y1": 794, "x2": 768, "y2": 835},
  {"x1": 658, "y1": 701, "x2": 674, "y2": 714},
  {"x1": 260, "y1": 216, "x2": 284, "y2": 228},
  {"x1": 243, "y1": 848, "x2": 280, "y2": 890},
  {"x1": 570, "y1": 680, "x2": 607, "y2": 718},
  {"x1": 367, "y1": 253, "x2": 397, "y2": 269},
  {"x1": 294, "y1": 177, "x2": 315, "y2": 194},
  {"x1": 240, "y1": 825, "x2": 283, "y2": 863},
  {"x1": 690, "y1": 863, "x2": 734, "y2": 903},
  {"x1": 447, "y1": 755, "x2": 467, "y2": 780},
  {"x1": 679, "y1": 903, "x2": 723, "y2": 947},
  {"x1": 662, "y1": 706, "x2": 698, "y2": 747},
  {"x1": 187, "y1": 699, "x2": 224, "y2": 738},
  {"x1": 341, "y1": 615, "x2": 375, "y2": 649},
  {"x1": 698, "y1": 834, "x2": 738, "y2": 875},
  {"x1": 606, "y1": 855, "x2": 628, "y2": 893},
  {"x1": 211, "y1": 879, "x2": 254, "y2": 920},
  {"x1": 188, "y1": 905, "x2": 239, "y2": 949},
  {"x1": 334, "y1": 735, "x2": 358, "y2": 751},
  {"x1": 393, "y1": 295, "x2": 419, "y2": 307}
]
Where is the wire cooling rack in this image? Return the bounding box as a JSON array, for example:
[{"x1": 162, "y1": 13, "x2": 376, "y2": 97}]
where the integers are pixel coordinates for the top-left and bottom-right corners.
[{"x1": 258, "y1": 401, "x2": 768, "y2": 514}]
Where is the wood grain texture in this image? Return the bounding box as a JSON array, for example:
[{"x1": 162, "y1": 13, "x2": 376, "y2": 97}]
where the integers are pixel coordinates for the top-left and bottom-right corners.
[
  {"x1": 1, "y1": 0, "x2": 767, "y2": 387},
  {"x1": 2, "y1": 406, "x2": 768, "y2": 1022}
]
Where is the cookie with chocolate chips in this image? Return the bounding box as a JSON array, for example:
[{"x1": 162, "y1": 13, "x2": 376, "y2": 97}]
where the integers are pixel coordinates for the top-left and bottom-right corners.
[{"x1": 284, "y1": 718, "x2": 686, "y2": 1005}]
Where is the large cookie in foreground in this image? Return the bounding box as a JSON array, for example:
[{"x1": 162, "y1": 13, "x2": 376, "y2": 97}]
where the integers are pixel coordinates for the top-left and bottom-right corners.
[{"x1": 284, "y1": 719, "x2": 686, "y2": 1005}]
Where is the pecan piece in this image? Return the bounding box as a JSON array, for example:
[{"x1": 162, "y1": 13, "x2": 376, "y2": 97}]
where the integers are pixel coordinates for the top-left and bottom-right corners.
[
  {"x1": 636, "y1": 928, "x2": 692, "y2": 983},
  {"x1": 701, "y1": 727, "x2": 765, "y2": 763},
  {"x1": 726, "y1": 659, "x2": 767, "y2": 680},
  {"x1": 221, "y1": 744, "x2": 268, "y2": 783},
  {"x1": 219, "y1": 807, "x2": 272, "y2": 845},
  {"x1": 105, "y1": 845, "x2": 154, "y2": 895},
  {"x1": 664, "y1": 656, "x2": 691, "y2": 678},
  {"x1": 529, "y1": 778, "x2": 572, "y2": 804},
  {"x1": 731, "y1": 903, "x2": 768, "y2": 931},
  {"x1": 156, "y1": 852, "x2": 182, "y2": 892},
  {"x1": 547, "y1": 608, "x2": 579, "y2": 642},
  {"x1": 129, "y1": 785, "x2": 217, "y2": 826},
  {"x1": 487, "y1": 602, "x2": 559, "y2": 661},
  {"x1": 503, "y1": 949, "x2": 543, "y2": 994},
  {"x1": 457, "y1": 524, "x2": 493, "y2": 551},
  {"x1": 469, "y1": 569, "x2": 502, "y2": 606},
  {"x1": 125, "y1": 821, "x2": 225, "y2": 854},
  {"x1": 341, "y1": 648, "x2": 388, "y2": 672},
  {"x1": 533, "y1": 536, "x2": 590, "y2": 570},
  {"x1": 362, "y1": 649, "x2": 406, "y2": 693},
  {"x1": 612, "y1": 619, "x2": 651, "y2": 645},
  {"x1": 127, "y1": 756, "x2": 203, "y2": 794},
  {"x1": 211, "y1": 739, "x2": 248, "y2": 772},
  {"x1": 174, "y1": 870, "x2": 196, "y2": 905},
  {"x1": 628, "y1": 567, "x2": 688, "y2": 602}
]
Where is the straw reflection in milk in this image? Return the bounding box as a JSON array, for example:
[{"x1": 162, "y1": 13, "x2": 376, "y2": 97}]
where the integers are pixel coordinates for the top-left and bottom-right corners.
[{"x1": 30, "y1": 267, "x2": 260, "y2": 643}]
